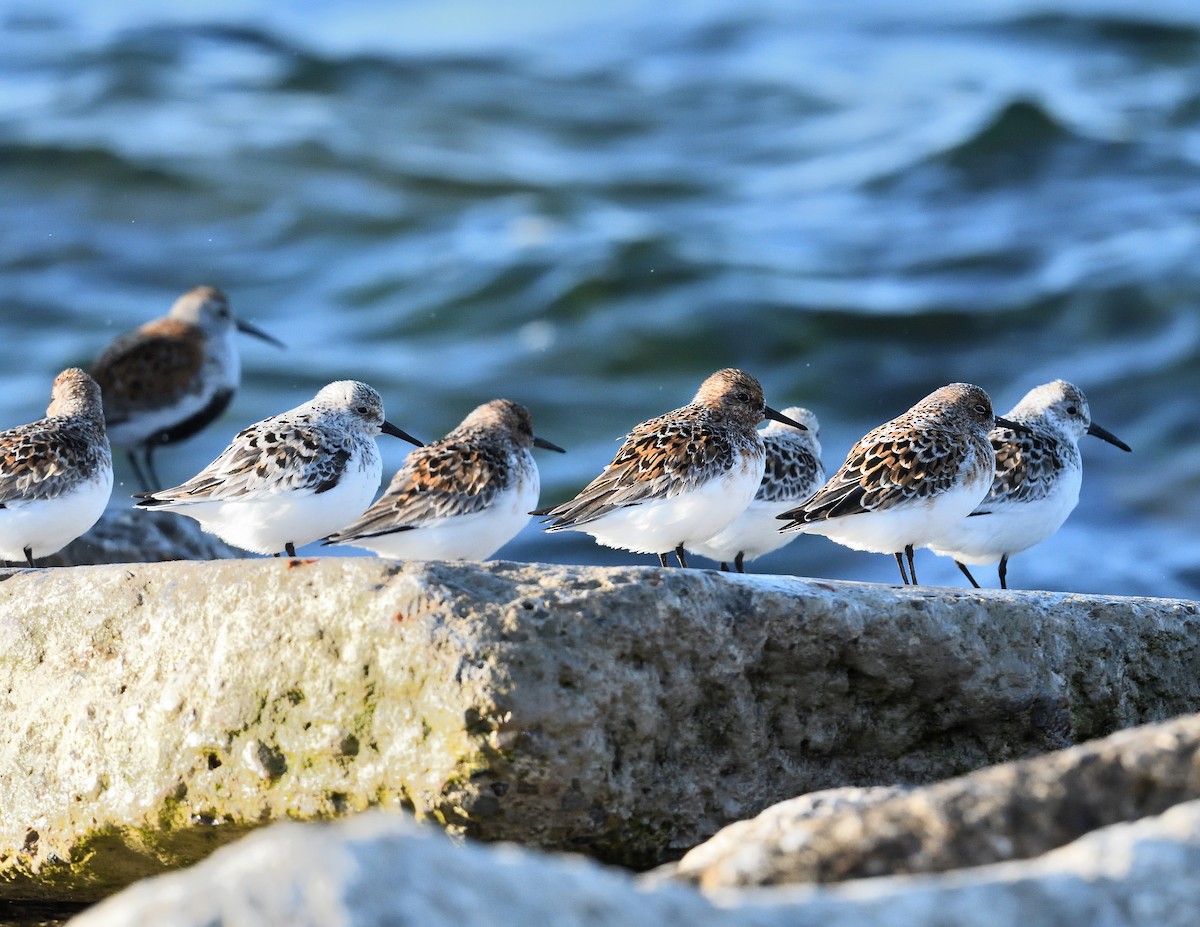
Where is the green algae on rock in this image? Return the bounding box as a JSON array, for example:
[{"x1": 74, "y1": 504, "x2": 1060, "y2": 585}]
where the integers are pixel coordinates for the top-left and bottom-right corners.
[{"x1": 1, "y1": 559, "x2": 1198, "y2": 902}]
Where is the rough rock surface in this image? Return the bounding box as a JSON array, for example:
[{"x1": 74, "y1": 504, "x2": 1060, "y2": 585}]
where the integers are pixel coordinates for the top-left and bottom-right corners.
[
  {"x1": 1, "y1": 559, "x2": 1198, "y2": 902},
  {"x1": 43, "y1": 508, "x2": 242, "y2": 566},
  {"x1": 69, "y1": 803, "x2": 1200, "y2": 927},
  {"x1": 667, "y1": 713, "x2": 1200, "y2": 888},
  {"x1": 646, "y1": 786, "x2": 911, "y2": 887}
]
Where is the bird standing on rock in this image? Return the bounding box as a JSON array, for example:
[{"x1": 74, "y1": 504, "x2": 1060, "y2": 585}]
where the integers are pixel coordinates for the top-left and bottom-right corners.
[
  {"x1": 133, "y1": 381, "x2": 422, "y2": 558},
  {"x1": 324, "y1": 399, "x2": 565, "y2": 561},
  {"x1": 535, "y1": 368, "x2": 807, "y2": 568},
  {"x1": 925, "y1": 379, "x2": 1131, "y2": 589},
  {"x1": 0, "y1": 368, "x2": 112, "y2": 568},
  {"x1": 779, "y1": 383, "x2": 1025, "y2": 585}
]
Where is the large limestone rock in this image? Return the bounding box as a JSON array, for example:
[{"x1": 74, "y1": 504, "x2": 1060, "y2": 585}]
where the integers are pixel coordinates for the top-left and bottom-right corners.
[
  {"x1": 665, "y1": 713, "x2": 1200, "y2": 888},
  {"x1": 1, "y1": 559, "x2": 1198, "y2": 903},
  {"x1": 68, "y1": 803, "x2": 1200, "y2": 927}
]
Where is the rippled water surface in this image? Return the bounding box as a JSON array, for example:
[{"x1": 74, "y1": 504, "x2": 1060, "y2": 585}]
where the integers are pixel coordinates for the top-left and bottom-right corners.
[{"x1": 2, "y1": 0, "x2": 1199, "y2": 598}]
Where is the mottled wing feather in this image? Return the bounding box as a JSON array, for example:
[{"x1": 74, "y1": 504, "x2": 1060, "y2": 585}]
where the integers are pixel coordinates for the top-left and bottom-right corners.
[
  {"x1": 972, "y1": 428, "x2": 1065, "y2": 512},
  {"x1": 0, "y1": 420, "x2": 104, "y2": 504},
  {"x1": 757, "y1": 440, "x2": 822, "y2": 504},
  {"x1": 539, "y1": 410, "x2": 734, "y2": 528},
  {"x1": 330, "y1": 440, "x2": 508, "y2": 540},
  {"x1": 92, "y1": 321, "x2": 207, "y2": 419},
  {"x1": 783, "y1": 426, "x2": 972, "y2": 524},
  {"x1": 138, "y1": 416, "x2": 348, "y2": 503}
]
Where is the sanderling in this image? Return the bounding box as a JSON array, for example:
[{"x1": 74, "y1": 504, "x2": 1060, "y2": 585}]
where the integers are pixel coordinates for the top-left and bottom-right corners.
[
  {"x1": 91, "y1": 286, "x2": 283, "y2": 491},
  {"x1": 686, "y1": 406, "x2": 824, "y2": 572},
  {"x1": 0, "y1": 368, "x2": 113, "y2": 567},
  {"x1": 924, "y1": 379, "x2": 1131, "y2": 589},
  {"x1": 778, "y1": 383, "x2": 1025, "y2": 585},
  {"x1": 534, "y1": 368, "x2": 806, "y2": 567},
  {"x1": 323, "y1": 399, "x2": 565, "y2": 561},
  {"x1": 133, "y1": 381, "x2": 422, "y2": 557}
]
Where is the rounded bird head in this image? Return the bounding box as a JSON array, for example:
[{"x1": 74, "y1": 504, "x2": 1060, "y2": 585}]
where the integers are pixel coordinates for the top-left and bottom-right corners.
[
  {"x1": 313, "y1": 381, "x2": 388, "y2": 433},
  {"x1": 168, "y1": 286, "x2": 234, "y2": 334},
  {"x1": 916, "y1": 383, "x2": 996, "y2": 430},
  {"x1": 458, "y1": 399, "x2": 565, "y2": 453},
  {"x1": 167, "y1": 286, "x2": 283, "y2": 348},
  {"x1": 45, "y1": 368, "x2": 105, "y2": 422},
  {"x1": 461, "y1": 399, "x2": 535, "y2": 445},
  {"x1": 1007, "y1": 380, "x2": 1091, "y2": 439},
  {"x1": 691, "y1": 368, "x2": 768, "y2": 427},
  {"x1": 764, "y1": 405, "x2": 821, "y2": 455}
]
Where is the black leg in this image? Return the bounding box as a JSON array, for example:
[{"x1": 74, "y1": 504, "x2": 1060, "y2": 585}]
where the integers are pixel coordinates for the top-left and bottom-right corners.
[
  {"x1": 674, "y1": 545, "x2": 688, "y2": 568},
  {"x1": 128, "y1": 448, "x2": 151, "y2": 492},
  {"x1": 657, "y1": 552, "x2": 670, "y2": 568},
  {"x1": 999, "y1": 554, "x2": 1009, "y2": 590},
  {"x1": 273, "y1": 552, "x2": 281, "y2": 558},
  {"x1": 24, "y1": 546, "x2": 36, "y2": 568},
  {"x1": 719, "y1": 562, "x2": 730, "y2": 572},
  {"x1": 144, "y1": 446, "x2": 163, "y2": 491},
  {"x1": 286, "y1": 542, "x2": 297, "y2": 558},
  {"x1": 734, "y1": 551, "x2": 745, "y2": 573},
  {"x1": 956, "y1": 561, "x2": 981, "y2": 588},
  {"x1": 893, "y1": 552, "x2": 910, "y2": 585},
  {"x1": 905, "y1": 544, "x2": 918, "y2": 586}
]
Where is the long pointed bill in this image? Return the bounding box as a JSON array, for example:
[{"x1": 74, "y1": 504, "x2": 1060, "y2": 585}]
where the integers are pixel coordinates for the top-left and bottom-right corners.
[
  {"x1": 994, "y1": 415, "x2": 1032, "y2": 434},
  {"x1": 381, "y1": 421, "x2": 424, "y2": 447},
  {"x1": 533, "y1": 435, "x2": 566, "y2": 453},
  {"x1": 764, "y1": 405, "x2": 808, "y2": 430},
  {"x1": 1087, "y1": 421, "x2": 1132, "y2": 452},
  {"x1": 236, "y1": 318, "x2": 286, "y2": 349}
]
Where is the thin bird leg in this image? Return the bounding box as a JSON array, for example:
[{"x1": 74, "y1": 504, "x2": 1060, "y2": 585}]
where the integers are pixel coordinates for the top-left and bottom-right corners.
[
  {"x1": 893, "y1": 552, "x2": 910, "y2": 585},
  {"x1": 658, "y1": 552, "x2": 671, "y2": 568},
  {"x1": 674, "y1": 545, "x2": 688, "y2": 568},
  {"x1": 956, "y1": 561, "x2": 981, "y2": 589},
  {"x1": 998, "y1": 554, "x2": 1009, "y2": 590},
  {"x1": 905, "y1": 544, "x2": 918, "y2": 586},
  {"x1": 719, "y1": 562, "x2": 730, "y2": 572},
  {"x1": 286, "y1": 542, "x2": 297, "y2": 558},
  {"x1": 127, "y1": 448, "x2": 151, "y2": 493},
  {"x1": 734, "y1": 551, "x2": 746, "y2": 573},
  {"x1": 24, "y1": 546, "x2": 35, "y2": 568}
]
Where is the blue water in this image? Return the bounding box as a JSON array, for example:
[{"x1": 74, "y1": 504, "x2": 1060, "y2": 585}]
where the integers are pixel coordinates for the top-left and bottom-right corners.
[{"x1": 2, "y1": 0, "x2": 1198, "y2": 597}]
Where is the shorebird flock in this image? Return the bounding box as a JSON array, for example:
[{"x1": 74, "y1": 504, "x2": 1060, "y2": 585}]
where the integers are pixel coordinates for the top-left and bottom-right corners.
[{"x1": 0, "y1": 286, "x2": 1130, "y2": 588}]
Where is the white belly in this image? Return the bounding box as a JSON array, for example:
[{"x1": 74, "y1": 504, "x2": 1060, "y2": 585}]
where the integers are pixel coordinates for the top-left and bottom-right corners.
[
  {"x1": 793, "y1": 476, "x2": 991, "y2": 555},
  {"x1": 565, "y1": 457, "x2": 763, "y2": 555},
  {"x1": 338, "y1": 480, "x2": 537, "y2": 562},
  {"x1": 161, "y1": 462, "x2": 380, "y2": 556},
  {"x1": 925, "y1": 471, "x2": 1082, "y2": 565},
  {"x1": 0, "y1": 470, "x2": 113, "y2": 562},
  {"x1": 687, "y1": 497, "x2": 801, "y2": 564}
]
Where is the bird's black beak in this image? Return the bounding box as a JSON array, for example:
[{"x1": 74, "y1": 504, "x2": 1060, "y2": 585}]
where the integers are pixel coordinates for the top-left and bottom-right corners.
[
  {"x1": 1087, "y1": 421, "x2": 1131, "y2": 452},
  {"x1": 381, "y1": 421, "x2": 424, "y2": 447},
  {"x1": 994, "y1": 415, "x2": 1032, "y2": 434},
  {"x1": 764, "y1": 405, "x2": 808, "y2": 430},
  {"x1": 236, "y1": 318, "x2": 285, "y2": 349},
  {"x1": 534, "y1": 435, "x2": 566, "y2": 453}
]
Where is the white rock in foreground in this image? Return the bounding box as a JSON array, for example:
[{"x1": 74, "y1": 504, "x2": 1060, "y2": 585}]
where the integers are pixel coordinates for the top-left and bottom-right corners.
[{"x1": 70, "y1": 802, "x2": 1200, "y2": 927}]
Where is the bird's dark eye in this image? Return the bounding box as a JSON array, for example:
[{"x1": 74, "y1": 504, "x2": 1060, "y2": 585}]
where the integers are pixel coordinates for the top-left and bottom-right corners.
[
  {"x1": 1067, "y1": 406, "x2": 1079, "y2": 416},
  {"x1": 356, "y1": 405, "x2": 371, "y2": 415},
  {"x1": 974, "y1": 403, "x2": 988, "y2": 415},
  {"x1": 735, "y1": 391, "x2": 751, "y2": 403}
]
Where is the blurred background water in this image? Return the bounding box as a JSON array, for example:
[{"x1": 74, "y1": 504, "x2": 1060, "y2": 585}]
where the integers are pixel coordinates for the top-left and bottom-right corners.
[{"x1": 2, "y1": 0, "x2": 1198, "y2": 597}]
